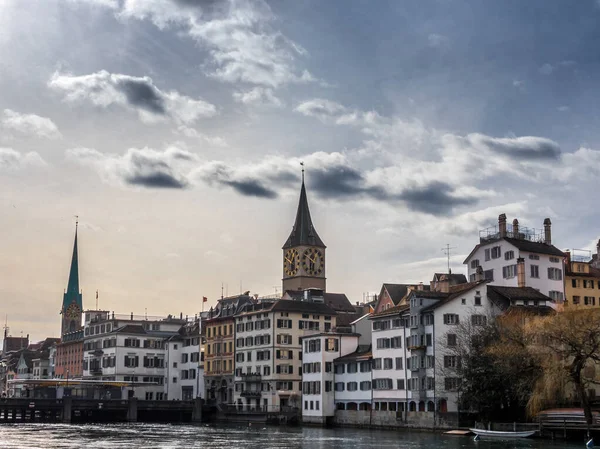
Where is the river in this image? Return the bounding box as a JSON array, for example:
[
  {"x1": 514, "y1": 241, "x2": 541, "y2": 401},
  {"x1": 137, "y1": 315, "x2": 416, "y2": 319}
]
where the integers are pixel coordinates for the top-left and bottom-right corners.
[{"x1": 0, "y1": 423, "x2": 586, "y2": 449}]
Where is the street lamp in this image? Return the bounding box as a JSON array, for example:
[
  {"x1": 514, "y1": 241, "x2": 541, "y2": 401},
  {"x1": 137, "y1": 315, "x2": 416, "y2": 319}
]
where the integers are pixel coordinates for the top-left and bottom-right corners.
[{"x1": 66, "y1": 369, "x2": 70, "y2": 397}]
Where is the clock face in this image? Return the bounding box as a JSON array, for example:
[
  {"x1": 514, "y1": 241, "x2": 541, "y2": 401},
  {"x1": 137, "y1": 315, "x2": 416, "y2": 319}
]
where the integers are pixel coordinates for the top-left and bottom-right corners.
[
  {"x1": 65, "y1": 303, "x2": 80, "y2": 320},
  {"x1": 302, "y1": 248, "x2": 324, "y2": 276},
  {"x1": 284, "y1": 249, "x2": 299, "y2": 276}
]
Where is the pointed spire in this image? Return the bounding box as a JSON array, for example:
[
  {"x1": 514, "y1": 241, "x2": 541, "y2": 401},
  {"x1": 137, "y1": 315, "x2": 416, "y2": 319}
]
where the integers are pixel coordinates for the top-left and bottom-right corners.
[
  {"x1": 283, "y1": 169, "x2": 325, "y2": 249},
  {"x1": 66, "y1": 219, "x2": 80, "y2": 295}
]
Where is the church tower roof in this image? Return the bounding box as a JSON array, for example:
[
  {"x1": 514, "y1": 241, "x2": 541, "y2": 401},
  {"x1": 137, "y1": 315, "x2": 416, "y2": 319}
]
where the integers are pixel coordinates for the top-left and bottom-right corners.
[
  {"x1": 62, "y1": 221, "x2": 83, "y2": 311},
  {"x1": 283, "y1": 176, "x2": 325, "y2": 249},
  {"x1": 66, "y1": 225, "x2": 79, "y2": 296}
]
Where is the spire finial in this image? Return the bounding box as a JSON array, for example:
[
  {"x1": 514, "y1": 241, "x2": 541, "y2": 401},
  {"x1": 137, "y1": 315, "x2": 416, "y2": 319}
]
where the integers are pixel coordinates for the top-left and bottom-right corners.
[
  {"x1": 75, "y1": 215, "x2": 79, "y2": 230},
  {"x1": 300, "y1": 161, "x2": 304, "y2": 184}
]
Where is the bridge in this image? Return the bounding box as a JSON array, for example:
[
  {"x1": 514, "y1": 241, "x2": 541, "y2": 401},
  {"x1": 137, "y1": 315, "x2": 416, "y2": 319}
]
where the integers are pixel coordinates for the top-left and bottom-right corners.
[{"x1": 0, "y1": 397, "x2": 203, "y2": 423}]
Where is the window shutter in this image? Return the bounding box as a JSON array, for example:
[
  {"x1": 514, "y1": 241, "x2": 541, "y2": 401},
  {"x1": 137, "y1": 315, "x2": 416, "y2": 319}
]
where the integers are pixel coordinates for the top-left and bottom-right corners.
[
  {"x1": 276, "y1": 365, "x2": 281, "y2": 374},
  {"x1": 135, "y1": 356, "x2": 139, "y2": 367},
  {"x1": 289, "y1": 350, "x2": 293, "y2": 360}
]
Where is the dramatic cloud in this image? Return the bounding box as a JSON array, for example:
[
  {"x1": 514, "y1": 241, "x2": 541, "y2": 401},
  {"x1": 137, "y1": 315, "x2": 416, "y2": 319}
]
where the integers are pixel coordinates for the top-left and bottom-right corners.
[
  {"x1": 66, "y1": 146, "x2": 194, "y2": 189},
  {"x1": 465, "y1": 134, "x2": 561, "y2": 161},
  {"x1": 0, "y1": 148, "x2": 46, "y2": 170},
  {"x1": 49, "y1": 71, "x2": 216, "y2": 124},
  {"x1": 233, "y1": 87, "x2": 283, "y2": 107},
  {"x1": 1, "y1": 109, "x2": 62, "y2": 139},
  {"x1": 114, "y1": 0, "x2": 316, "y2": 88}
]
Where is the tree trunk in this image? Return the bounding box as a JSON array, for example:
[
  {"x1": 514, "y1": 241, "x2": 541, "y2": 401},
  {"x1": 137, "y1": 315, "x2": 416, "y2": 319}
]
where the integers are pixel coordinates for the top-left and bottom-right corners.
[{"x1": 574, "y1": 377, "x2": 593, "y2": 436}]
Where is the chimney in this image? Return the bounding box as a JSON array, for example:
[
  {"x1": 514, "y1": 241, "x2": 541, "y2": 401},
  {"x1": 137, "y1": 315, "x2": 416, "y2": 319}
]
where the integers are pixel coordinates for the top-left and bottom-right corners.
[
  {"x1": 130, "y1": 312, "x2": 133, "y2": 321},
  {"x1": 418, "y1": 282, "x2": 424, "y2": 291},
  {"x1": 512, "y1": 218, "x2": 519, "y2": 237},
  {"x1": 517, "y1": 257, "x2": 526, "y2": 288},
  {"x1": 498, "y1": 214, "x2": 507, "y2": 238},
  {"x1": 475, "y1": 266, "x2": 484, "y2": 282},
  {"x1": 543, "y1": 218, "x2": 552, "y2": 245}
]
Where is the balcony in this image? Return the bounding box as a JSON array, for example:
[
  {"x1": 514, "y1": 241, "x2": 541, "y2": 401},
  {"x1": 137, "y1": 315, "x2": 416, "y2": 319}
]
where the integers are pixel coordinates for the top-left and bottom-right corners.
[
  {"x1": 407, "y1": 344, "x2": 426, "y2": 351},
  {"x1": 91, "y1": 349, "x2": 104, "y2": 357},
  {"x1": 90, "y1": 368, "x2": 102, "y2": 376},
  {"x1": 240, "y1": 373, "x2": 262, "y2": 383},
  {"x1": 241, "y1": 390, "x2": 262, "y2": 398}
]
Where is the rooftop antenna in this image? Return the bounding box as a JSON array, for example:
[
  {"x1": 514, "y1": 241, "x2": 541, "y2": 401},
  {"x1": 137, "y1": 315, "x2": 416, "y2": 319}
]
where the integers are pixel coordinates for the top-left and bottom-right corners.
[
  {"x1": 95, "y1": 290, "x2": 99, "y2": 310},
  {"x1": 442, "y1": 243, "x2": 457, "y2": 274},
  {"x1": 3, "y1": 315, "x2": 8, "y2": 339},
  {"x1": 221, "y1": 282, "x2": 224, "y2": 300}
]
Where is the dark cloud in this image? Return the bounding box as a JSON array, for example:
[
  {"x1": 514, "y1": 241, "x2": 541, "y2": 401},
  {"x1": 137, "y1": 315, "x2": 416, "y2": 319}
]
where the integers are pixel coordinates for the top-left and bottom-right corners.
[
  {"x1": 473, "y1": 135, "x2": 561, "y2": 161},
  {"x1": 222, "y1": 179, "x2": 277, "y2": 199},
  {"x1": 119, "y1": 79, "x2": 166, "y2": 115},
  {"x1": 398, "y1": 182, "x2": 477, "y2": 215},
  {"x1": 126, "y1": 172, "x2": 187, "y2": 189}
]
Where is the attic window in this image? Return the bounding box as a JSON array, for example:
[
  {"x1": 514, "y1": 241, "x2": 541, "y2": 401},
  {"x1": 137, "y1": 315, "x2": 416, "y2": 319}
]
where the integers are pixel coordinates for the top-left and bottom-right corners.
[{"x1": 461, "y1": 298, "x2": 466, "y2": 305}]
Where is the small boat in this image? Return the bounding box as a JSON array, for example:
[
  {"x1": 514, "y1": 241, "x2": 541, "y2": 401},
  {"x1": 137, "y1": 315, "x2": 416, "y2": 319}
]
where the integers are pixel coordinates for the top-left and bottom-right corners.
[{"x1": 469, "y1": 428, "x2": 536, "y2": 439}]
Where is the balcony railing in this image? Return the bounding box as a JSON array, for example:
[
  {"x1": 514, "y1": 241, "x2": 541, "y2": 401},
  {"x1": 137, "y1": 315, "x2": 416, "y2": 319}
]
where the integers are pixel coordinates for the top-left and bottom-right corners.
[
  {"x1": 90, "y1": 368, "x2": 102, "y2": 375},
  {"x1": 240, "y1": 373, "x2": 262, "y2": 383},
  {"x1": 240, "y1": 391, "x2": 262, "y2": 398},
  {"x1": 407, "y1": 344, "x2": 426, "y2": 351}
]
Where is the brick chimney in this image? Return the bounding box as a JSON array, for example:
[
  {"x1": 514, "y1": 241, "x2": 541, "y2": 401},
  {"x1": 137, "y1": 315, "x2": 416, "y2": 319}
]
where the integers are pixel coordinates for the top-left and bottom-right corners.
[
  {"x1": 499, "y1": 214, "x2": 507, "y2": 238},
  {"x1": 512, "y1": 218, "x2": 519, "y2": 237},
  {"x1": 517, "y1": 257, "x2": 526, "y2": 288},
  {"x1": 543, "y1": 218, "x2": 552, "y2": 245}
]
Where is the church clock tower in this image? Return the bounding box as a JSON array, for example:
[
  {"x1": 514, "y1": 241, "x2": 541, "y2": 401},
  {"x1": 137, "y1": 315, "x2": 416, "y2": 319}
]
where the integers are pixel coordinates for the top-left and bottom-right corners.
[
  {"x1": 282, "y1": 173, "x2": 326, "y2": 292},
  {"x1": 61, "y1": 221, "x2": 83, "y2": 336}
]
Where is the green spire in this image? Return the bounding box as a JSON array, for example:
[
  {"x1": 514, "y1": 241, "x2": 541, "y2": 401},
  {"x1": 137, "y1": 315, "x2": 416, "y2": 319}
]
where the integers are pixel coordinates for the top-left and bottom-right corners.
[
  {"x1": 62, "y1": 221, "x2": 82, "y2": 311},
  {"x1": 66, "y1": 224, "x2": 79, "y2": 295}
]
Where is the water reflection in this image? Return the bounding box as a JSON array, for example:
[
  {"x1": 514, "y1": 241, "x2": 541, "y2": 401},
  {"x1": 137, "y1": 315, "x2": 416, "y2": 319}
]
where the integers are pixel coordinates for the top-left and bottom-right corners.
[{"x1": 0, "y1": 423, "x2": 585, "y2": 449}]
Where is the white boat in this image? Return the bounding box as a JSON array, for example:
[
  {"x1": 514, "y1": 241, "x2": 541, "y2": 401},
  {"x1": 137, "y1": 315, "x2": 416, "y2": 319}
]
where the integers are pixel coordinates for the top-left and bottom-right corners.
[{"x1": 469, "y1": 428, "x2": 536, "y2": 439}]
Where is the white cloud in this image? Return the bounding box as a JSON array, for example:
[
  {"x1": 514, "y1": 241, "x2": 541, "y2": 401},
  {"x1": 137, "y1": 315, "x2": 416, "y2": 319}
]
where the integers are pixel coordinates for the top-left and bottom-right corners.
[
  {"x1": 113, "y1": 0, "x2": 317, "y2": 88},
  {"x1": 176, "y1": 126, "x2": 228, "y2": 147},
  {"x1": 1, "y1": 109, "x2": 62, "y2": 139},
  {"x1": 68, "y1": 0, "x2": 119, "y2": 8},
  {"x1": 0, "y1": 148, "x2": 46, "y2": 170},
  {"x1": 233, "y1": 87, "x2": 283, "y2": 107},
  {"x1": 48, "y1": 70, "x2": 216, "y2": 125}
]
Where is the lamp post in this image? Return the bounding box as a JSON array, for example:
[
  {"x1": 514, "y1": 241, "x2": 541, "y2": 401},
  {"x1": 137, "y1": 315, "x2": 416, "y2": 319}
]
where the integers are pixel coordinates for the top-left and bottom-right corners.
[{"x1": 66, "y1": 369, "x2": 70, "y2": 397}]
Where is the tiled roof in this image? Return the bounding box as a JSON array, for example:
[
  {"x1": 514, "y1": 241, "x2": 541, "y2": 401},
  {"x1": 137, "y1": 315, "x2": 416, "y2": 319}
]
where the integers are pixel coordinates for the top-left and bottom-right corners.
[
  {"x1": 335, "y1": 311, "x2": 364, "y2": 328},
  {"x1": 487, "y1": 285, "x2": 553, "y2": 311},
  {"x1": 113, "y1": 324, "x2": 147, "y2": 335},
  {"x1": 382, "y1": 283, "x2": 410, "y2": 305},
  {"x1": 433, "y1": 273, "x2": 468, "y2": 285},
  {"x1": 370, "y1": 304, "x2": 410, "y2": 318},
  {"x1": 271, "y1": 300, "x2": 336, "y2": 315},
  {"x1": 420, "y1": 281, "x2": 487, "y2": 312},
  {"x1": 324, "y1": 293, "x2": 356, "y2": 313},
  {"x1": 464, "y1": 237, "x2": 565, "y2": 263}
]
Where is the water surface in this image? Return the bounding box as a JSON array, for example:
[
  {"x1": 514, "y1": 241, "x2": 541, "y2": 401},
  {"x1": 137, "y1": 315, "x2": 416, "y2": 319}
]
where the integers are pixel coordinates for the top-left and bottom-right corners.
[{"x1": 0, "y1": 423, "x2": 585, "y2": 449}]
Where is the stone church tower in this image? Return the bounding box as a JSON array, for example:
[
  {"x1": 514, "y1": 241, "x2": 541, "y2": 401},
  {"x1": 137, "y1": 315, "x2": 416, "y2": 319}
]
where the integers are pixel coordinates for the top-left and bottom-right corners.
[{"x1": 282, "y1": 175, "x2": 326, "y2": 292}]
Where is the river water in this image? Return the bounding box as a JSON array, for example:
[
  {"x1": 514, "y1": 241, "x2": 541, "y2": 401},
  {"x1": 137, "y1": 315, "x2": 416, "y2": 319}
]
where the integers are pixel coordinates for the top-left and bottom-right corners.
[{"x1": 0, "y1": 423, "x2": 585, "y2": 449}]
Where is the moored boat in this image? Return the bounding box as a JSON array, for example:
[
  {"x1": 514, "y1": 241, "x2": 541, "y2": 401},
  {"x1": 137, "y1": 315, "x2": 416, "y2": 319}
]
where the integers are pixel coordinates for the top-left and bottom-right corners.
[{"x1": 469, "y1": 428, "x2": 536, "y2": 439}]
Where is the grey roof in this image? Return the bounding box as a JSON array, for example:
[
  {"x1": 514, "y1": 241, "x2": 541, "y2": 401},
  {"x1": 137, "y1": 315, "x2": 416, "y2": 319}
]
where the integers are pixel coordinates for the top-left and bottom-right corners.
[
  {"x1": 486, "y1": 285, "x2": 554, "y2": 311},
  {"x1": 324, "y1": 293, "x2": 356, "y2": 313},
  {"x1": 419, "y1": 281, "x2": 487, "y2": 312},
  {"x1": 433, "y1": 273, "x2": 468, "y2": 285},
  {"x1": 282, "y1": 181, "x2": 325, "y2": 249},
  {"x1": 464, "y1": 237, "x2": 565, "y2": 263},
  {"x1": 113, "y1": 324, "x2": 147, "y2": 335},
  {"x1": 381, "y1": 284, "x2": 411, "y2": 305},
  {"x1": 334, "y1": 344, "x2": 372, "y2": 363},
  {"x1": 271, "y1": 299, "x2": 336, "y2": 315}
]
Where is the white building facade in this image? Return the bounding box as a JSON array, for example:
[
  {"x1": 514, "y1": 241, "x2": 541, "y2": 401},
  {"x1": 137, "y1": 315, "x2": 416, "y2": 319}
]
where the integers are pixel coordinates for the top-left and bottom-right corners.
[
  {"x1": 464, "y1": 214, "x2": 566, "y2": 303},
  {"x1": 301, "y1": 332, "x2": 359, "y2": 424}
]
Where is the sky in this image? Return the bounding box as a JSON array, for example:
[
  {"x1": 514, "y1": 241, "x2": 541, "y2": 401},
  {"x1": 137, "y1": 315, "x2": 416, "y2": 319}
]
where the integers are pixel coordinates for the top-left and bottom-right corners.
[{"x1": 3, "y1": 0, "x2": 600, "y2": 343}]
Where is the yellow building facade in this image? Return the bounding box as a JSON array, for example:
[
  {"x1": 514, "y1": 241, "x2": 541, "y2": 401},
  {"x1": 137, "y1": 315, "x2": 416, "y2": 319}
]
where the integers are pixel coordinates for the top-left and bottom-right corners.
[{"x1": 564, "y1": 256, "x2": 600, "y2": 308}]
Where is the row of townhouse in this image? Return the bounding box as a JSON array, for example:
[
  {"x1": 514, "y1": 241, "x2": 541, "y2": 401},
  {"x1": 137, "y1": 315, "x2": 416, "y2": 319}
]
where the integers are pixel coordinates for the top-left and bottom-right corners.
[
  {"x1": 299, "y1": 213, "x2": 568, "y2": 427},
  {"x1": 203, "y1": 288, "x2": 362, "y2": 411},
  {"x1": 300, "y1": 279, "x2": 554, "y2": 427},
  {"x1": 81, "y1": 310, "x2": 206, "y2": 400}
]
